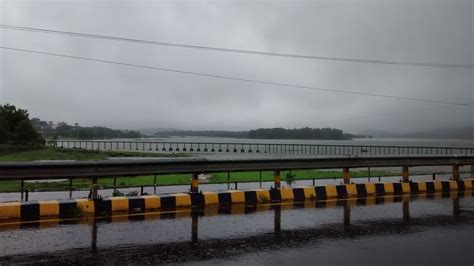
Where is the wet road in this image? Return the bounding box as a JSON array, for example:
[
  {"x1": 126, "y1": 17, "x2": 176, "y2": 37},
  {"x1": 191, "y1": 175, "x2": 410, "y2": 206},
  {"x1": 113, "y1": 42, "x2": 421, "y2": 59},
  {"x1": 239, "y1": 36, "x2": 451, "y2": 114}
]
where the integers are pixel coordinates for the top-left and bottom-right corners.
[{"x1": 1, "y1": 192, "x2": 474, "y2": 264}]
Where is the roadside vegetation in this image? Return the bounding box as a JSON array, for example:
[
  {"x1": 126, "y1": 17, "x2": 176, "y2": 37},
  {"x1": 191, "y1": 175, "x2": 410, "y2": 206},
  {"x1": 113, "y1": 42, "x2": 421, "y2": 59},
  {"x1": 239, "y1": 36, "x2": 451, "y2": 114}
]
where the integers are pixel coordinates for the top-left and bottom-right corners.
[
  {"x1": 0, "y1": 169, "x2": 396, "y2": 193},
  {"x1": 0, "y1": 145, "x2": 188, "y2": 162}
]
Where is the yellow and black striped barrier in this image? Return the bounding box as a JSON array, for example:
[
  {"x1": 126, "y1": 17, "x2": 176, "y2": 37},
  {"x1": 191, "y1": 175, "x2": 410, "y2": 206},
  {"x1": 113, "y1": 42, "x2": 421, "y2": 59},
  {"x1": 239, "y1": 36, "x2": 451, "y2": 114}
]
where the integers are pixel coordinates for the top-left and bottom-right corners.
[{"x1": 0, "y1": 179, "x2": 472, "y2": 221}]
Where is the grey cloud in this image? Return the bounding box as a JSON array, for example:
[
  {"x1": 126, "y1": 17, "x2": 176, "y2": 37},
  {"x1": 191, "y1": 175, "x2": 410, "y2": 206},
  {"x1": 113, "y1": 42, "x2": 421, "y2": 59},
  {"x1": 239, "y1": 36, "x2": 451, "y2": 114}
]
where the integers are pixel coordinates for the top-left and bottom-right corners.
[{"x1": 0, "y1": 0, "x2": 472, "y2": 134}]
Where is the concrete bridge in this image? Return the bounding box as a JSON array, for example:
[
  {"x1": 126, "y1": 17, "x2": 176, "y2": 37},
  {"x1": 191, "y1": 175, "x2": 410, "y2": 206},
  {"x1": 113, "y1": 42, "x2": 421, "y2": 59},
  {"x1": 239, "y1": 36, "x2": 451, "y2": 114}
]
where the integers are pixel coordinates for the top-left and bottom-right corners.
[{"x1": 48, "y1": 140, "x2": 474, "y2": 157}]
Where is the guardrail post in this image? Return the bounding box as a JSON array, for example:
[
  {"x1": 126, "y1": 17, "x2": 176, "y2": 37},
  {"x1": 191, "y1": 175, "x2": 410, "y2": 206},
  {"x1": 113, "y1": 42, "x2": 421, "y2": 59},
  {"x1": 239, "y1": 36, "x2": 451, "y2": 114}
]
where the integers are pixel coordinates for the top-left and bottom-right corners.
[
  {"x1": 343, "y1": 167, "x2": 350, "y2": 184},
  {"x1": 452, "y1": 165, "x2": 460, "y2": 180},
  {"x1": 191, "y1": 173, "x2": 199, "y2": 193},
  {"x1": 402, "y1": 166, "x2": 409, "y2": 182},
  {"x1": 274, "y1": 170, "x2": 281, "y2": 189},
  {"x1": 20, "y1": 179, "x2": 24, "y2": 201},
  {"x1": 69, "y1": 178, "x2": 73, "y2": 199}
]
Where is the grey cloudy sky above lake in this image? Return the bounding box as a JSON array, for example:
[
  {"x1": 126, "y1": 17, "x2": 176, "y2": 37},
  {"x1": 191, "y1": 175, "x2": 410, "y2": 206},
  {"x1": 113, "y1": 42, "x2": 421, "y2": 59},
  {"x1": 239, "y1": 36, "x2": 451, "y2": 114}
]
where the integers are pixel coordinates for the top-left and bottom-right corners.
[{"x1": 0, "y1": 0, "x2": 472, "y2": 134}]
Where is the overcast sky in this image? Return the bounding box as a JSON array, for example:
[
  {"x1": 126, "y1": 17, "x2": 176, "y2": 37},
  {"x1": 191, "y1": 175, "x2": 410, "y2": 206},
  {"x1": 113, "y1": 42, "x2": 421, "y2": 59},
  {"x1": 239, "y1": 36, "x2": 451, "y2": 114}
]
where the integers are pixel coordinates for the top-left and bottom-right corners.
[{"x1": 0, "y1": 0, "x2": 472, "y2": 133}]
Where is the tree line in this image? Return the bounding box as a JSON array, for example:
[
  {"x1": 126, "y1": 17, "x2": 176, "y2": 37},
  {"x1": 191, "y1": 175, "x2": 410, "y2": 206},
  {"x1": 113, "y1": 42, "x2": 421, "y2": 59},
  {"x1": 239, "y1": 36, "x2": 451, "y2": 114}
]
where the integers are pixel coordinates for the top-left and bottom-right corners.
[
  {"x1": 154, "y1": 127, "x2": 363, "y2": 140},
  {"x1": 30, "y1": 118, "x2": 142, "y2": 140}
]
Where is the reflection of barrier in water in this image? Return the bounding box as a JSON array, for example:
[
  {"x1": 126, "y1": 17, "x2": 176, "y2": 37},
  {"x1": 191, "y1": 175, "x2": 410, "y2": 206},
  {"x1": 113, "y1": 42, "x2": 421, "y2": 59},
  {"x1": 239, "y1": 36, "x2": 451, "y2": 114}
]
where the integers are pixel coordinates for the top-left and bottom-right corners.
[{"x1": 7, "y1": 192, "x2": 464, "y2": 254}]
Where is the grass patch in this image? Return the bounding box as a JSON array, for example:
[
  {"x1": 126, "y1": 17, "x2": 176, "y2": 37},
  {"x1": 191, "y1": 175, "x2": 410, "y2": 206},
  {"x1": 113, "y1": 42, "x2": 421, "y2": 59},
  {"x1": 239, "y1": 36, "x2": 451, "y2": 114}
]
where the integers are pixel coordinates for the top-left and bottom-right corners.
[
  {"x1": 0, "y1": 170, "x2": 396, "y2": 192},
  {"x1": 0, "y1": 145, "x2": 189, "y2": 162}
]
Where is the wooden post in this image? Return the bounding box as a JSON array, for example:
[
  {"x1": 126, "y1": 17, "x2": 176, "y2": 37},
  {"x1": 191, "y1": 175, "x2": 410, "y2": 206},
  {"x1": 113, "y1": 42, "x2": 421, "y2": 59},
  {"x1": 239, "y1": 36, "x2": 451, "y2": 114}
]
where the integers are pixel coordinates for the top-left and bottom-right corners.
[
  {"x1": 191, "y1": 173, "x2": 199, "y2": 193},
  {"x1": 452, "y1": 165, "x2": 460, "y2": 180},
  {"x1": 91, "y1": 177, "x2": 98, "y2": 200},
  {"x1": 274, "y1": 170, "x2": 281, "y2": 189},
  {"x1": 402, "y1": 166, "x2": 409, "y2": 182},
  {"x1": 343, "y1": 167, "x2": 350, "y2": 184}
]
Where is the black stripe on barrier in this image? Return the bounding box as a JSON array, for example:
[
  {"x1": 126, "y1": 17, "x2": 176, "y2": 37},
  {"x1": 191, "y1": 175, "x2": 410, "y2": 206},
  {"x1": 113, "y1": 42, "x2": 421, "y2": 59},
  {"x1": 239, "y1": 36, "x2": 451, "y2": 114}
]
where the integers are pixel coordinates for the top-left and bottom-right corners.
[
  {"x1": 160, "y1": 196, "x2": 177, "y2": 210},
  {"x1": 244, "y1": 191, "x2": 257, "y2": 206},
  {"x1": 269, "y1": 189, "x2": 281, "y2": 202},
  {"x1": 58, "y1": 200, "x2": 78, "y2": 219},
  {"x1": 356, "y1": 184, "x2": 367, "y2": 197},
  {"x1": 393, "y1": 183, "x2": 403, "y2": 195},
  {"x1": 94, "y1": 200, "x2": 111, "y2": 216},
  {"x1": 21, "y1": 202, "x2": 39, "y2": 221},
  {"x1": 292, "y1": 188, "x2": 305, "y2": 202},
  {"x1": 128, "y1": 197, "x2": 145, "y2": 212},
  {"x1": 336, "y1": 185, "x2": 348, "y2": 198},
  {"x1": 441, "y1": 181, "x2": 450, "y2": 193},
  {"x1": 426, "y1": 182, "x2": 435, "y2": 193},
  {"x1": 315, "y1": 186, "x2": 327, "y2": 200},
  {"x1": 190, "y1": 193, "x2": 204, "y2": 207},
  {"x1": 375, "y1": 183, "x2": 385, "y2": 195},
  {"x1": 410, "y1": 182, "x2": 419, "y2": 193},
  {"x1": 218, "y1": 193, "x2": 231, "y2": 206},
  {"x1": 457, "y1": 181, "x2": 465, "y2": 191}
]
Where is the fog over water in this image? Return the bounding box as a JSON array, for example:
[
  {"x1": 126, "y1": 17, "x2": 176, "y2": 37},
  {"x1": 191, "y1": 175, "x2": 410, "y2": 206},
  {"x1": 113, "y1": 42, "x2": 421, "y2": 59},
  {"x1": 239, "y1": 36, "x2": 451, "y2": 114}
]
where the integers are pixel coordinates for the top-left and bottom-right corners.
[{"x1": 0, "y1": 0, "x2": 473, "y2": 134}]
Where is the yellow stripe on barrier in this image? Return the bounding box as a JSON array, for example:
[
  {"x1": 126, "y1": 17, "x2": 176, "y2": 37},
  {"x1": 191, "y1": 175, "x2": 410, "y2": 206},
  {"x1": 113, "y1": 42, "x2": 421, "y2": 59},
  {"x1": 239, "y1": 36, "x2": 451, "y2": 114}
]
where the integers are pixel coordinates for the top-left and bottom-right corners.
[
  {"x1": 449, "y1": 180, "x2": 458, "y2": 190},
  {"x1": 228, "y1": 191, "x2": 245, "y2": 203},
  {"x1": 110, "y1": 197, "x2": 129, "y2": 212},
  {"x1": 280, "y1": 188, "x2": 294, "y2": 200},
  {"x1": 142, "y1": 195, "x2": 160, "y2": 210},
  {"x1": 384, "y1": 183, "x2": 394, "y2": 194},
  {"x1": 401, "y1": 183, "x2": 411, "y2": 193},
  {"x1": 418, "y1": 182, "x2": 427, "y2": 192},
  {"x1": 174, "y1": 193, "x2": 191, "y2": 207},
  {"x1": 434, "y1": 181, "x2": 443, "y2": 191},
  {"x1": 365, "y1": 183, "x2": 376, "y2": 195},
  {"x1": 302, "y1": 187, "x2": 316, "y2": 199},
  {"x1": 255, "y1": 189, "x2": 271, "y2": 203},
  {"x1": 345, "y1": 184, "x2": 357, "y2": 197},
  {"x1": 0, "y1": 202, "x2": 21, "y2": 219},
  {"x1": 203, "y1": 192, "x2": 219, "y2": 205},
  {"x1": 39, "y1": 200, "x2": 59, "y2": 216},
  {"x1": 464, "y1": 180, "x2": 473, "y2": 189},
  {"x1": 76, "y1": 199, "x2": 94, "y2": 213},
  {"x1": 325, "y1": 185, "x2": 338, "y2": 198}
]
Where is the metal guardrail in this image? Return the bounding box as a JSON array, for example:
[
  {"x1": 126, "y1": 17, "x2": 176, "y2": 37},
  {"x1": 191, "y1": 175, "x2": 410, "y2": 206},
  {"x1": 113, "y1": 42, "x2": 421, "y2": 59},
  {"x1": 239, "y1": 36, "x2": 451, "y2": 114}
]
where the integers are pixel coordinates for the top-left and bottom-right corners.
[
  {"x1": 1, "y1": 156, "x2": 473, "y2": 180},
  {"x1": 47, "y1": 140, "x2": 474, "y2": 157}
]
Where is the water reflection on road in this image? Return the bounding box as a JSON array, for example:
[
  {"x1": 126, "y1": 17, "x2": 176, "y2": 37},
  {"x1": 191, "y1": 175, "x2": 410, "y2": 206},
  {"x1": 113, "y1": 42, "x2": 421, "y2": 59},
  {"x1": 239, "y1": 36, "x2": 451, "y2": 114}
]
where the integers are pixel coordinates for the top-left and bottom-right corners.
[{"x1": 1, "y1": 192, "x2": 474, "y2": 264}]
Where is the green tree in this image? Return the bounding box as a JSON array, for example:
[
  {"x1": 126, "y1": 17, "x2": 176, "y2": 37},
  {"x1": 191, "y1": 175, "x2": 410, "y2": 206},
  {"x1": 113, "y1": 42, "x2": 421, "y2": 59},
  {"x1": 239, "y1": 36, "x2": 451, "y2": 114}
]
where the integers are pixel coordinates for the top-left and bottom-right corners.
[{"x1": 0, "y1": 104, "x2": 44, "y2": 145}]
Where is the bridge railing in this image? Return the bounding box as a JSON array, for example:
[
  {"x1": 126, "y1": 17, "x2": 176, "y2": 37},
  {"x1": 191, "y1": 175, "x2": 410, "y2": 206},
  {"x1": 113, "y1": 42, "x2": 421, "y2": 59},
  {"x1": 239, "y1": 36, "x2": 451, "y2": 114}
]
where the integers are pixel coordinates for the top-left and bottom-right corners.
[{"x1": 46, "y1": 140, "x2": 474, "y2": 157}]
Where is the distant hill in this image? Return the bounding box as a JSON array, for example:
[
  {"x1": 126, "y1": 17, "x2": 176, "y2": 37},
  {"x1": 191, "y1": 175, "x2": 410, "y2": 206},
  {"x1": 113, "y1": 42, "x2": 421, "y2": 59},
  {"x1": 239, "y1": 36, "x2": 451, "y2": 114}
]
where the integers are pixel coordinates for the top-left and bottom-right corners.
[{"x1": 152, "y1": 127, "x2": 367, "y2": 140}]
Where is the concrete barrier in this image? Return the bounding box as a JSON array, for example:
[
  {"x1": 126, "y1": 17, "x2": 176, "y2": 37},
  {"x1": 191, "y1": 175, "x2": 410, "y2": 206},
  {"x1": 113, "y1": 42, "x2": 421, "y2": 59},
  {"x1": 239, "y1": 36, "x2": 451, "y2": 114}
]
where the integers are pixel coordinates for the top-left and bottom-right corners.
[{"x1": 1, "y1": 179, "x2": 472, "y2": 221}]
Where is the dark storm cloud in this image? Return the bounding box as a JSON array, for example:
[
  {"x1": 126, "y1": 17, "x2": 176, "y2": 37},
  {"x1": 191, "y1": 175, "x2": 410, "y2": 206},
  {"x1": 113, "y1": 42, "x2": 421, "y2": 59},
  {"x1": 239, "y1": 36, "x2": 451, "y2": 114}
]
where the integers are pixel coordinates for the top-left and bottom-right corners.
[{"x1": 0, "y1": 0, "x2": 472, "y2": 133}]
